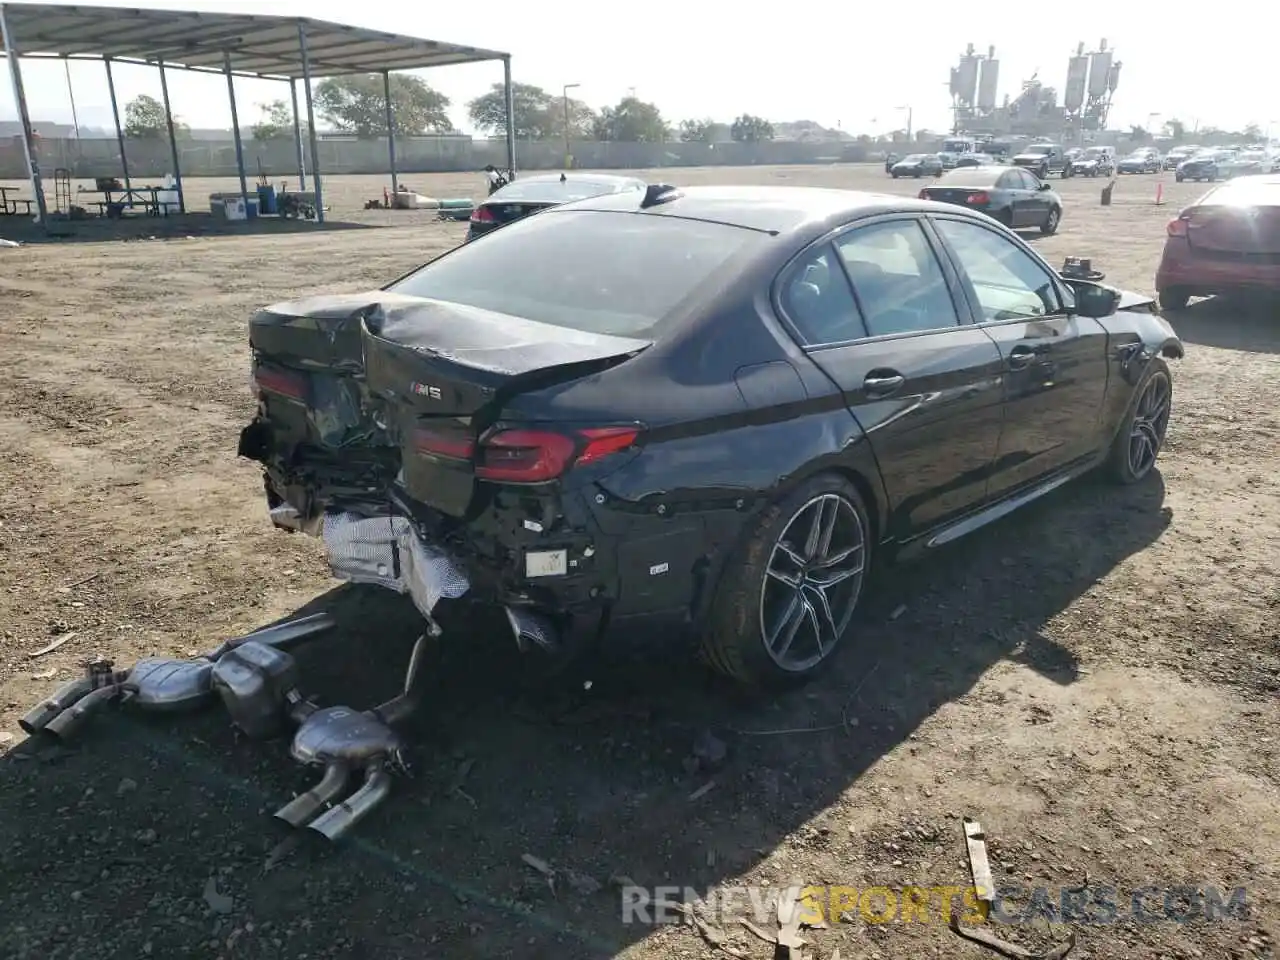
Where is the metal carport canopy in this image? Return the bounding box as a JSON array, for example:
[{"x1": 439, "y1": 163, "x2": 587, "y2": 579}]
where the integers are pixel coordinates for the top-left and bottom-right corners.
[
  {"x1": 0, "y1": 2, "x2": 518, "y2": 228},
  {"x1": 0, "y1": 3, "x2": 510, "y2": 78}
]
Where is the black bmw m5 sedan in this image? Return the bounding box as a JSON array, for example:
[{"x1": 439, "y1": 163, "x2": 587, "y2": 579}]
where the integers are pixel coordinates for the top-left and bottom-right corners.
[{"x1": 240, "y1": 184, "x2": 1183, "y2": 690}]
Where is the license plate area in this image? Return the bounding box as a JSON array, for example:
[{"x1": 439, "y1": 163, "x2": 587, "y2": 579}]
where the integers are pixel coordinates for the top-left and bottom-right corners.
[{"x1": 525, "y1": 549, "x2": 568, "y2": 578}]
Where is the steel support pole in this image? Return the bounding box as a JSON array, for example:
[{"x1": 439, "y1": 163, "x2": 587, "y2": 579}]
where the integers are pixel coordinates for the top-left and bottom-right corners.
[
  {"x1": 502, "y1": 56, "x2": 516, "y2": 181},
  {"x1": 223, "y1": 50, "x2": 249, "y2": 214},
  {"x1": 0, "y1": 3, "x2": 48, "y2": 225},
  {"x1": 382, "y1": 69, "x2": 398, "y2": 194},
  {"x1": 290, "y1": 78, "x2": 307, "y2": 191},
  {"x1": 157, "y1": 59, "x2": 184, "y2": 214},
  {"x1": 298, "y1": 24, "x2": 324, "y2": 223},
  {"x1": 63, "y1": 58, "x2": 80, "y2": 137},
  {"x1": 103, "y1": 56, "x2": 131, "y2": 192}
]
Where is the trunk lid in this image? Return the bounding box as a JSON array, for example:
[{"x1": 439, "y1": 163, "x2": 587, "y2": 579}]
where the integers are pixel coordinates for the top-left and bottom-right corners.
[
  {"x1": 1186, "y1": 200, "x2": 1280, "y2": 258},
  {"x1": 363, "y1": 298, "x2": 650, "y2": 517},
  {"x1": 247, "y1": 292, "x2": 426, "y2": 451},
  {"x1": 922, "y1": 186, "x2": 989, "y2": 206}
]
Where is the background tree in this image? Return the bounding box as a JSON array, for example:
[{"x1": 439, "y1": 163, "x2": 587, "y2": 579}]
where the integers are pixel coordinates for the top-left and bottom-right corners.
[
  {"x1": 251, "y1": 100, "x2": 302, "y2": 141},
  {"x1": 592, "y1": 96, "x2": 668, "y2": 142},
  {"x1": 466, "y1": 82, "x2": 595, "y2": 140},
  {"x1": 730, "y1": 113, "x2": 774, "y2": 142},
  {"x1": 123, "y1": 94, "x2": 185, "y2": 139},
  {"x1": 1163, "y1": 118, "x2": 1186, "y2": 142},
  {"x1": 679, "y1": 118, "x2": 716, "y2": 142},
  {"x1": 314, "y1": 73, "x2": 451, "y2": 137}
]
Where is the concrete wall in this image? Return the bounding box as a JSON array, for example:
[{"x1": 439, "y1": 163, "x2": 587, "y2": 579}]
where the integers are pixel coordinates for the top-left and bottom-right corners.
[{"x1": 1, "y1": 135, "x2": 869, "y2": 180}]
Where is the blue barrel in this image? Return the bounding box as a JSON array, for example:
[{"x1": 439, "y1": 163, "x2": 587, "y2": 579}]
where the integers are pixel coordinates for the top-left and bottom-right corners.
[{"x1": 257, "y1": 184, "x2": 278, "y2": 215}]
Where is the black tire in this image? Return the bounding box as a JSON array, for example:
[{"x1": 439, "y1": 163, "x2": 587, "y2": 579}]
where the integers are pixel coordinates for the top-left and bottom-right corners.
[
  {"x1": 995, "y1": 207, "x2": 1014, "y2": 227},
  {"x1": 1104, "y1": 359, "x2": 1173, "y2": 485},
  {"x1": 1158, "y1": 287, "x2": 1191, "y2": 311},
  {"x1": 891, "y1": 172, "x2": 900, "y2": 179},
  {"x1": 700, "y1": 473, "x2": 871, "y2": 690},
  {"x1": 1040, "y1": 205, "x2": 1061, "y2": 235},
  {"x1": 1175, "y1": 174, "x2": 1184, "y2": 182}
]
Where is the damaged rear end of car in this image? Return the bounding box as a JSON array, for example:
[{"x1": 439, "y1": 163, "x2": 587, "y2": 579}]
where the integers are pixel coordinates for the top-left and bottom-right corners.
[{"x1": 237, "y1": 292, "x2": 411, "y2": 533}]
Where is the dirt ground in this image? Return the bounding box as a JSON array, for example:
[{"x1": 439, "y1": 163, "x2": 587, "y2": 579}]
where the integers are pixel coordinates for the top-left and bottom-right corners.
[{"x1": 0, "y1": 164, "x2": 1277, "y2": 960}]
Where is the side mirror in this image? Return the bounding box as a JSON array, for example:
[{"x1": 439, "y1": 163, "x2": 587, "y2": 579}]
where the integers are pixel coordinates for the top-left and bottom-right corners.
[
  {"x1": 1074, "y1": 284, "x2": 1120, "y2": 319},
  {"x1": 1039, "y1": 182, "x2": 1053, "y2": 191}
]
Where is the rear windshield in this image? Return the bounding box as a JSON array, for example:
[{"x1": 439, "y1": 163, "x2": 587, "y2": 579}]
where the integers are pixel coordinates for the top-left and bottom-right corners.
[
  {"x1": 488, "y1": 177, "x2": 639, "y2": 204},
  {"x1": 936, "y1": 167, "x2": 1003, "y2": 186},
  {"x1": 1023, "y1": 145, "x2": 1054, "y2": 155},
  {"x1": 388, "y1": 210, "x2": 762, "y2": 337}
]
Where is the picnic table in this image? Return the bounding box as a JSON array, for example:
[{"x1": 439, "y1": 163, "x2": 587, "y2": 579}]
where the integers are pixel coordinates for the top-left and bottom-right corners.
[
  {"x1": 0, "y1": 185, "x2": 33, "y2": 216},
  {"x1": 75, "y1": 186, "x2": 173, "y2": 217}
]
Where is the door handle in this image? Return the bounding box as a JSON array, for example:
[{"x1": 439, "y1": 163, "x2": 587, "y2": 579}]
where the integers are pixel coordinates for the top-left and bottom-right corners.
[
  {"x1": 863, "y1": 371, "x2": 905, "y2": 397},
  {"x1": 1007, "y1": 347, "x2": 1036, "y2": 370}
]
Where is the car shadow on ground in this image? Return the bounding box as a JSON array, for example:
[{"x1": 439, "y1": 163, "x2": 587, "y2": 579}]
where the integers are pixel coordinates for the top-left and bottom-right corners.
[
  {"x1": 0, "y1": 472, "x2": 1171, "y2": 959},
  {"x1": 1164, "y1": 295, "x2": 1280, "y2": 354}
]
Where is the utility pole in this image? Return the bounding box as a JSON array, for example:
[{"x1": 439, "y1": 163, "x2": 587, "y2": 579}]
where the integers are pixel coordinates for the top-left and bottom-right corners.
[{"x1": 562, "y1": 82, "x2": 579, "y2": 170}]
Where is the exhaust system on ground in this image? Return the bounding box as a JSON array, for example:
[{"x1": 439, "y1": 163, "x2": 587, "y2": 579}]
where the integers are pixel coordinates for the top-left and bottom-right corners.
[
  {"x1": 16, "y1": 611, "x2": 438, "y2": 844},
  {"x1": 17, "y1": 510, "x2": 570, "y2": 845}
]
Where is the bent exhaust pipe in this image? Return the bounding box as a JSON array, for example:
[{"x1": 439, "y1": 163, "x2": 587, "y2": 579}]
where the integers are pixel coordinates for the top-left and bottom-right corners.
[
  {"x1": 20, "y1": 677, "x2": 96, "y2": 735},
  {"x1": 306, "y1": 763, "x2": 394, "y2": 842},
  {"x1": 371, "y1": 633, "x2": 429, "y2": 727},
  {"x1": 43, "y1": 684, "x2": 125, "y2": 740},
  {"x1": 204, "y1": 612, "x2": 335, "y2": 661},
  {"x1": 274, "y1": 763, "x2": 350, "y2": 828}
]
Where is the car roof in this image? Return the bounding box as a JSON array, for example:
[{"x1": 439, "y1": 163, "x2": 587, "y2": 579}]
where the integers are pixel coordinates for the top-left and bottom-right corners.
[
  {"x1": 554, "y1": 184, "x2": 946, "y2": 234},
  {"x1": 508, "y1": 173, "x2": 641, "y2": 186}
]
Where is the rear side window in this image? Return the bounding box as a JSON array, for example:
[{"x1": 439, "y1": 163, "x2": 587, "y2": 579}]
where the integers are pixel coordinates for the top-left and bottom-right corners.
[
  {"x1": 389, "y1": 210, "x2": 761, "y2": 337},
  {"x1": 780, "y1": 244, "x2": 866, "y2": 345},
  {"x1": 834, "y1": 220, "x2": 960, "y2": 336}
]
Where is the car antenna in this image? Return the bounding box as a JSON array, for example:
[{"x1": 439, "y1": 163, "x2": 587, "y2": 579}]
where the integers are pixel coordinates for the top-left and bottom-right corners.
[{"x1": 640, "y1": 183, "x2": 681, "y2": 208}]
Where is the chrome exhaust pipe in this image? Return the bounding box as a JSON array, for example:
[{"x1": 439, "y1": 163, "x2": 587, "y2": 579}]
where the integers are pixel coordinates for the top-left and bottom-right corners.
[
  {"x1": 19, "y1": 677, "x2": 96, "y2": 734},
  {"x1": 43, "y1": 684, "x2": 125, "y2": 740},
  {"x1": 306, "y1": 763, "x2": 394, "y2": 841},
  {"x1": 203, "y1": 612, "x2": 335, "y2": 661},
  {"x1": 274, "y1": 763, "x2": 350, "y2": 828}
]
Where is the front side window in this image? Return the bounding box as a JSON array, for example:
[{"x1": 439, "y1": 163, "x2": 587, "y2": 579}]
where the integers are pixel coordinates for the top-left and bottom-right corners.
[
  {"x1": 933, "y1": 219, "x2": 1062, "y2": 322},
  {"x1": 834, "y1": 220, "x2": 960, "y2": 337}
]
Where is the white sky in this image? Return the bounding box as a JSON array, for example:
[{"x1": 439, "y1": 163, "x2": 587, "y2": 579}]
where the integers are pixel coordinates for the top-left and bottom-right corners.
[{"x1": 1, "y1": 0, "x2": 1274, "y2": 137}]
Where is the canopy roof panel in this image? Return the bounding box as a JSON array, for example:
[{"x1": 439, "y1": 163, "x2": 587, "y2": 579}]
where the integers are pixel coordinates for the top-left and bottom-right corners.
[{"x1": 0, "y1": 2, "x2": 509, "y2": 79}]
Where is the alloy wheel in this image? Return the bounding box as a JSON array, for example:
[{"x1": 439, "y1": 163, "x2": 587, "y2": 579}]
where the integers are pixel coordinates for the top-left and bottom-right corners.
[
  {"x1": 1128, "y1": 372, "x2": 1171, "y2": 479},
  {"x1": 759, "y1": 493, "x2": 866, "y2": 673}
]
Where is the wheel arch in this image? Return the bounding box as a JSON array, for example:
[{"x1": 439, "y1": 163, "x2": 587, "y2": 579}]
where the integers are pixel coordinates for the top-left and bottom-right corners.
[{"x1": 686, "y1": 454, "x2": 888, "y2": 633}]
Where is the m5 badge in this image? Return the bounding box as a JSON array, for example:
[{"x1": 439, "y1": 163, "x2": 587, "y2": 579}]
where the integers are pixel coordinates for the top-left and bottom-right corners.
[{"x1": 410, "y1": 382, "x2": 442, "y2": 400}]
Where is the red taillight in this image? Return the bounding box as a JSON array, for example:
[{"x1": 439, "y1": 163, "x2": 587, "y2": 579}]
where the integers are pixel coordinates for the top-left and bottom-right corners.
[
  {"x1": 967, "y1": 191, "x2": 990, "y2": 205},
  {"x1": 470, "y1": 205, "x2": 495, "y2": 223},
  {"x1": 1167, "y1": 216, "x2": 1190, "y2": 237},
  {"x1": 254, "y1": 366, "x2": 307, "y2": 401},
  {"x1": 475, "y1": 426, "x2": 641, "y2": 483},
  {"x1": 412, "y1": 424, "x2": 641, "y2": 481}
]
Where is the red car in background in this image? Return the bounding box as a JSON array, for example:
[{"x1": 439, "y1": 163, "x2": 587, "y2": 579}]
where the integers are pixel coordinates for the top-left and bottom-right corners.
[{"x1": 1155, "y1": 175, "x2": 1280, "y2": 310}]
